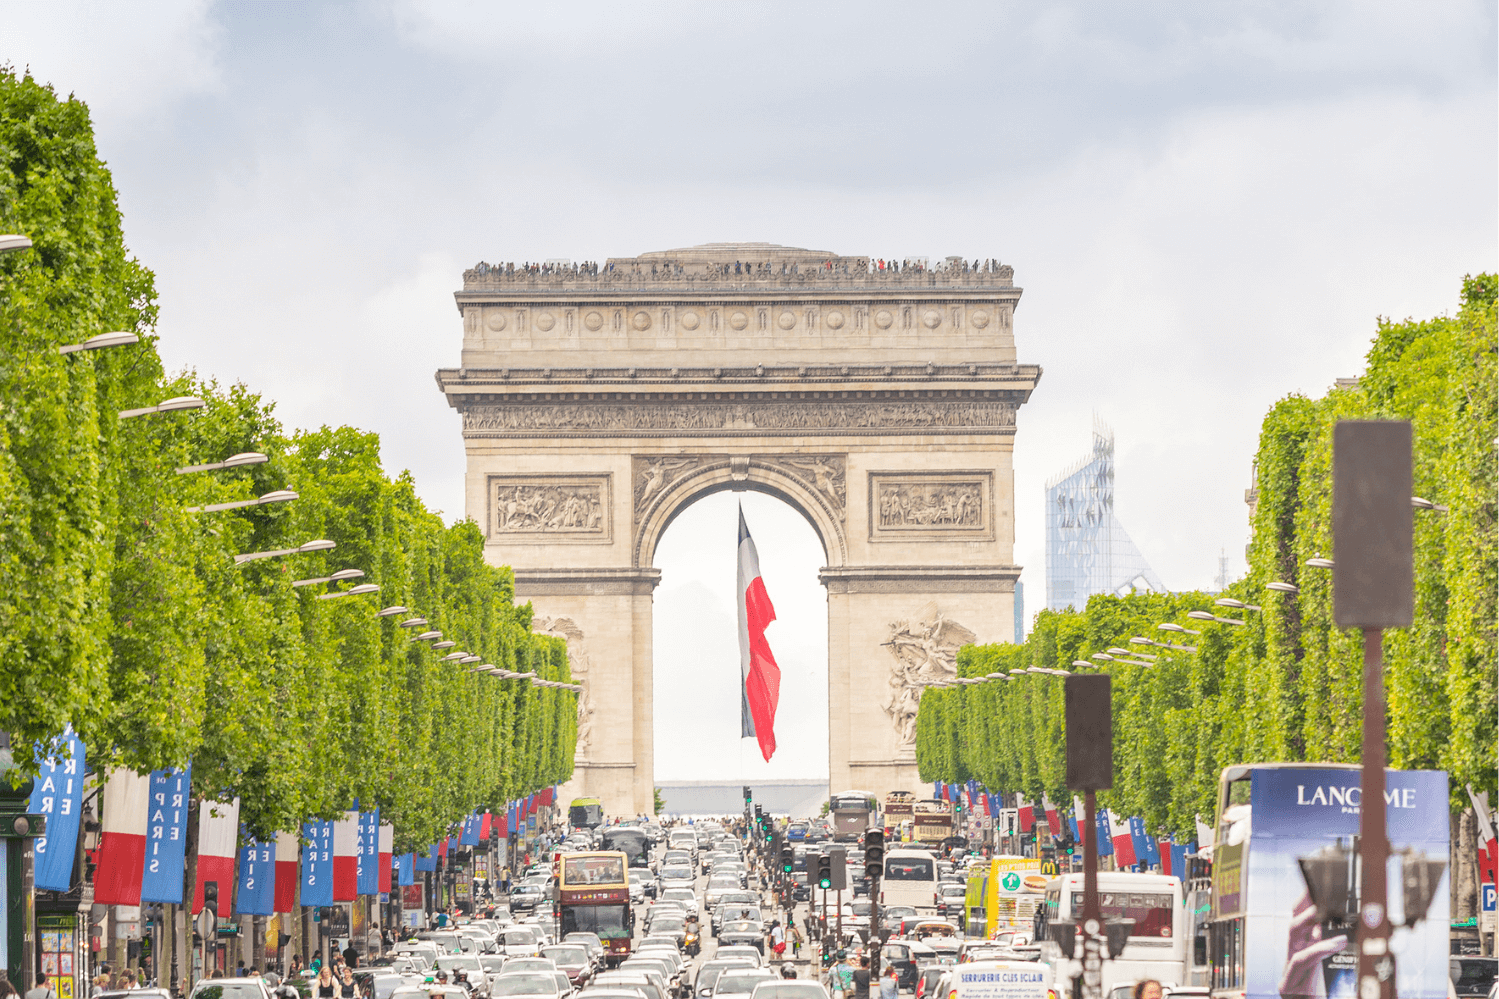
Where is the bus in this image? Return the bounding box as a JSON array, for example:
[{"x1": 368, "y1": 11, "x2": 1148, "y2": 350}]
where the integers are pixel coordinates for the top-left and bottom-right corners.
[
  {"x1": 965, "y1": 856, "x2": 1045, "y2": 939},
  {"x1": 1037, "y1": 871, "x2": 1186, "y2": 994},
  {"x1": 882, "y1": 847, "x2": 941, "y2": 913},
  {"x1": 912, "y1": 801, "x2": 953, "y2": 846},
  {"x1": 1206, "y1": 763, "x2": 1449, "y2": 999},
  {"x1": 884, "y1": 791, "x2": 915, "y2": 839},
  {"x1": 599, "y1": 826, "x2": 651, "y2": 869},
  {"x1": 830, "y1": 790, "x2": 878, "y2": 842},
  {"x1": 569, "y1": 797, "x2": 604, "y2": 830},
  {"x1": 557, "y1": 850, "x2": 632, "y2": 964}
]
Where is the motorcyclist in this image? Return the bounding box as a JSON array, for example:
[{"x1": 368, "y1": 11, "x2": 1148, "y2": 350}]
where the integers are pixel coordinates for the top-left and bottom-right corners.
[
  {"x1": 780, "y1": 965, "x2": 798, "y2": 980},
  {"x1": 684, "y1": 913, "x2": 701, "y2": 957},
  {"x1": 453, "y1": 970, "x2": 474, "y2": 996}
]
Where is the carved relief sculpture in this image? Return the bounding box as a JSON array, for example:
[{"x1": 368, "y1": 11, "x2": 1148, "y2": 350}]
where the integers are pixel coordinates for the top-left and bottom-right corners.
[
  {"x1": 633, "y1": 456, "x2": 700, "y2": 511},
  {"x1": 882, "y1": 603, "x2": 976, "y2": 748},
  {"x1": 533, "y1": 616, "x2": 595, "y2": 760},
  {"x1": 467, "y1": 400, "x2": 1016, "y2": 436},
  {"x1": 490, "y1": 477, "x2": 609, "y2": 538},
  {"x1": 878, "y1": 481, "x2": 983, "y2": 529},
  {"x1": 781, "y1": 456, "x2": 847, "y2": 510}
]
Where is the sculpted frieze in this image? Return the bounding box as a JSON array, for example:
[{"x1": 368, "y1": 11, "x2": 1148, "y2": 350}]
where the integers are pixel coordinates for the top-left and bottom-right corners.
[
  {"x1": 464, "y1": 400, "x2": 1016, "y2": 436},
  {"x1": 883, "y1": 602, "x2": 976, "y2": 748},
  {"x1": 489, "y1": 475, "x2": 611, "y2": 541},
  {"x1": 869, "y1": 471, "x2": 994, "y2": 541}
]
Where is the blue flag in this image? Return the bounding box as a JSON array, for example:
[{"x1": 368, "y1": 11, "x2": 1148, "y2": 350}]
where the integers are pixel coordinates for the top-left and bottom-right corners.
[
  {"x1": 1169, "y1": 841, "x2": 1189, "y2": 880},
  {"x1": 28, "y1": 728, "x2": 86, "y2": 893},
  {"x1": 356, "y1": 809, "x2": 380, "y2": 896},
  {"x1": 1096, "y1": 810, "x2": 1113, "y2": 856},
  {"x1": 398, "y1": 853, "x2": 415, "y2": 886},
  {"x1": 507, "y1": 804, "x2": 518, "y2": 835},
  {"x1": 301, "y1": 820, "x2": 334, "y2": 906},
  {"x1": 141, "y1": 766, "x2": 191, "y2": 903},
  {"x1": 414, "y1": 848, "x2": 437, "y2": 873},
  {"x1": 1128, "y1": 817, "x2": 1152, "y2": 867},
  {"x1": 933, "y1": 782, "x2": 943, "y2": 801},
  {"x1": 461, "y1": 812, "x2": 482, "y2": 846},
  {"x1": 235, "y1": 831, "x2": 276, "y2": 915},
  {"x1": 1140, "y1": 824, "x2": 1161, "y2": 867}
]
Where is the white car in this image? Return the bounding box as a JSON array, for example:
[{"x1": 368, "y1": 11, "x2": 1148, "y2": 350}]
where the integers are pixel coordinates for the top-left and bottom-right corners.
[
  {"x1": 658, "y1": 887, "x2": 699, "y2": 914},
  {"x1": 498, "y1": 927, "x2": 544, "y2": 958},
  {"x1": 436, "y1": 955, "x2": 494, "y2": 998},
  {"x1": 711, "y1": 969, "x2": 777, "y2": 999}
]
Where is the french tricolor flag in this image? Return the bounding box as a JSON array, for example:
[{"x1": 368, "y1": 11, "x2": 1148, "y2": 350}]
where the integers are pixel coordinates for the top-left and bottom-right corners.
[
  {"x1": 1042, "y1": 793, "x2": 1061, "y2": 837},
  {"x1": 1017, "y1": 801, "x2": 1035, "y2": 832},
  {"x1": 193, "y1": 798, "x2": 240, "y2": 913},
  {"x1": 93, "y1": 769, "x2": 149, "y2": 905},
  {"x1": 378, "y1": 823, "x2": 394, "y2": 894},
  {"x1": 274, "y1": 831, "x2": 298, "y2": 913},
  {"x1": 737, "y1": 506, "x2": 781, "y2": 762},
  {"x1": 1108, "y1": 809, "x2": 1137, "y2": 867},
  {"x1": 332, "y1": 811, "x2": 359, "y2": 901}
]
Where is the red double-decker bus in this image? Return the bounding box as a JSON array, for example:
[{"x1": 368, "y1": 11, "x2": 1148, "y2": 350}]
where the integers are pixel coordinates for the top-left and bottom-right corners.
[{"x1": 557, "y1": 850, "x2": 632, "y2": 965}]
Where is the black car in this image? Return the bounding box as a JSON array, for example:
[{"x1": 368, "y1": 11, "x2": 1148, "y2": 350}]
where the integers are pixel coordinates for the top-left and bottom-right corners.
[
  {"x1": 1452, "y1": 958, "x2": 1498, "y2": 997},
  {"x1": 717, "y1": 920, "x2": 765, "y2": 953},
  {"x1": 878, "y1": 942, "x2": 920, "y2": 992}
]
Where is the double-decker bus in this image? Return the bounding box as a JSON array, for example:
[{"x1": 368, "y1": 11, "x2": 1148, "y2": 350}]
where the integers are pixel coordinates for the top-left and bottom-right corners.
[
  {"x1": 884, "y1": 791, "x2": 915, "y2": 839},
  {"x1": 912, "y1": 800, "x2": 953, "y2": 846},
  {"x1": 557, "y1": 851, "x2": 632, "y2": 965},
  {"x1": 569, "y1": 797, "x2": 604, "y2": 829},
  {"x1": 829, "y1": 790, "x2": 878, "y2": 842},
  {"x1": 1205, "y1": 763, "x2": 1449, "y2": 999},
  {"x1": 599, "y1": 826, "x2": 651, "y2": 869}
]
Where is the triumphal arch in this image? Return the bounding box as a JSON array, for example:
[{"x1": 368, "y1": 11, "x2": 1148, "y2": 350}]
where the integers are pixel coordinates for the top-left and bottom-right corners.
[{"x1": 435, "y1": 243, "x2": 1041, "y2": 817}]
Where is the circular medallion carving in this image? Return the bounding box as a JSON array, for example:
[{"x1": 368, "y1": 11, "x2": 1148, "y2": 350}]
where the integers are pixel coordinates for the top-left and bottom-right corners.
[
  {"x1": 777, "y1": 311, "x2": 797, "y2": 330},
  {"x1": 631, "y1": 311, "x2": 651, "y2": 331},
  {"x1": 486, "y1": 312, "x2": 506, "y2": 332},
  {"x1": 680, "y1": 311, "x2": 700, "y2": 331},
  {"x1": 826, "y1": 310, "x2": 845, "y2": 330},
  {"x1": 971, "y1": 310, "x2": 990, "y2": 329},
  {"x1": 535, "y1": 312, "x2": 556, "y2": 332},
  {"x1": 875, "y1": 309, "x2": 893, "y2": 329},
  {"x1": 730, "y1": 311, "x2": 749, "y2": 331},
  {"x1": 923, "y1": 309, "x2": 941, "y2": 329},
  {"x1": 584, "y1": 311, "x2": 604, "y2": 331}
]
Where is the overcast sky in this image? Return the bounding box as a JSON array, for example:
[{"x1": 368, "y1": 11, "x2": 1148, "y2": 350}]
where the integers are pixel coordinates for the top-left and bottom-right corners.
[{"x1": 7, "y1": 2, "x2": 1494, "y2": 781}]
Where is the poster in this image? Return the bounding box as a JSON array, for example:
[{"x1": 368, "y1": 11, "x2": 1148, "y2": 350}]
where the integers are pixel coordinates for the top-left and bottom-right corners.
[
  {"x1": 38, "y1": 913, "x2": 78, "y2": 999},
  {"x1": 1242, "y1": 767, "x2": 1449, "y2": 999}
]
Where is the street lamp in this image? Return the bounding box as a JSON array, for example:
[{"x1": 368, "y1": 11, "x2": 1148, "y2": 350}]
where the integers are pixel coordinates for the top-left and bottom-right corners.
[
  {"x1": 119, "y1": 396, "x2": 204, "y2": 419},
  {"x1": 0, "y1": 234, "x2": 33, "y2": 254},
  {"x1": 1214, "y1": 597, "x2": 1262, "y2": 611},
  {"x1": 432, "y1": 641, "x2": 456, "y2": 649},
  {"x1": 398, "y1": 618, "x2": 428, "y2": 629},
  {"x1": 1008, "y1": 669, "x2": 1027, "y2": 676},
  {"x1": 1106, "y1": 646, "x2": 1153, "y2": 660},
  {"x1": 234, "y1": 538, "x2": 335, "y2": 564},
  {"x1": 176, "y1": 452, "x2": 268, "y2": 474},
  {"x1": 440, "y1": 652, "x2": 467, "y2": 662},
  {"x1": 1306, "y1": 557, "x2": 1335, "y2": 569},
  {"x1": 1186, "y1": 610, "x2": 1247, "y2": 626},
  {"x1": 294, "y1": 569, "x2": 365, "y2": 587},
  {"x1": 1266, "y1": 581, "x2": 1299, "y2": 594},
  {"x1": 375, "y1": 605, "x2": 408, "y2": 618},
  {"x1": 317, "y1": 583, "x2": 379, "y2": 600},
  {"x1": 414, "y1": 630, "x2": 442, "y2": 641},
  {"x1": 1410, "y1": 496, "x2": 1448, "y2": 512},
  {"x1": 58, "y1": 331, "x2": 139, "y2": 354},
  {"x1": 186, "y1": 489, "x2": 297, "y2": 513},
  {"x1": 1157, "y1": 623, "x2": 1202, "y2": 636}
]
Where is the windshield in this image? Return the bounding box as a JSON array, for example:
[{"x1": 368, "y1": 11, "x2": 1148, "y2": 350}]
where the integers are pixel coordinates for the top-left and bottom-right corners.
[
  {"x1": 662, "y1": 889, "x2": 696, "y2": 901},
  {"x1": 560, "y1": 902, "x2": 630, "y2": 940},
  {"x1": 1069, "y1": 891, "x2": 1174, "y2": 937},
  {"x1": 751, "y1": 987, "x2": 826, "y2": 999},
  {"x1": 436, "y1": 958, "x2": 481, "y2": 971},
  {"x1": 504, "y1": 931, "x2": 538, "y2": 946},
  {"x1": 885, "y1": 858, "x2": 934, "y2": 880},
  {"x1": 651, "y1": 917, "x2": 685, "y2": 932},
  {"x1": 662, "y1": 867, "x2": 692, "y2": 879},
  {"x1": 542, "y1": 948, "x2": 588, "y2": 966},
  {"x1": 603, "y1": 831, "x2": 651, "y2": 866},
  {"x1": 563, "y1": 855, "x2": 625, "y2": 885},
  {"x1": 723, "y1": 922, "x2": 760, "y2": 934},
  {"x1": 492, "y1": 976, "x2": 557, "y2": 996},
  {"x1": 191, "y1": 988, "x2": 267, "y2": 999},
  {"x1": 717, "y1": 974, "x2": 772, "y2": 994}
]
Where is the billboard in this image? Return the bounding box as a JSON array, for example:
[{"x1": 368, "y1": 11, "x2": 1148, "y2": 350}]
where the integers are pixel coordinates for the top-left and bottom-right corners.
[{"x1": 1239, "y1": 767, "x2": 1449, "y2": 999}]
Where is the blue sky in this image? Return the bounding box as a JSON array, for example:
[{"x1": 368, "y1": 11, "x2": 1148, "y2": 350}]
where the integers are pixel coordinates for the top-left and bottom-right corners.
[{"x1": 7, "y1": 1, "x2": 1495, "y2": 779}]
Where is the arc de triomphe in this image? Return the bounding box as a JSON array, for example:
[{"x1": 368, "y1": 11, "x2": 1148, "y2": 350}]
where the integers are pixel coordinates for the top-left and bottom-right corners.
[{"x1": 435, "y1": 243, "x2": 1041, "y2": 817}]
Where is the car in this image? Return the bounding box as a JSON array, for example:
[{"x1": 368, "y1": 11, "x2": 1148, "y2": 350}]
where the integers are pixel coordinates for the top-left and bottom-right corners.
[
  {"x1": 646, "y1": 914, "x2": 688, "y2": 947},
  {"x1": 634, "y1": 947, "x2": 685, "y2": 978},
  {"x1": 785, "y1": 823, "x2": 808, "y2": 842},
  {"x1": 543, "y1": 945, "x2": 596, "y2": 986},
  {"x1": 391, "y1": 987, "x2": 470, "y2": 999},
  {"x1": 620, "y1": 959, "x2": 680, "y2": 995},
  {"x1": 627, "y1": 872, "x2": 649, "y2": 903},
  {"x1": 509, "y1": 884, "x2": 548, "y2": 913},
  {"x1": 748, "y1": 984, "x2": 829, "y2": 999},
  {"x1": 498, "y1": 927, "x2": 545, "y2": 958},
  {"x1": 658, "y1": 869, "x2": 695, "y2": 893},
  {"x1": 1454, "y1": 959, "x2": 1499, "y2": 998},
  {"x1": 658, "y1": 887, "x2": 699, "y2": 914},
  {"x1": 97, "y1": 991, "x2": 171, "y2": 999},
  {"x1": 638, "y1": 934, "x2": 682, "y2": 954},
  {"x1": 490, "y1": 974, "x2": 569, "y2": 999},
  {"x1": 592, "y1": 974, "x2": 667, "y2": 999},
  {"x1": 189, "y1": 978, "x2": 275, "y2": 999},
  {"x1": 691, "y1": 961, "x2": 757, "y2": 999},
  {"x1": 436, "y1": 955, "x2": 494, "y2": 997},
  {"x1": 710, "y1": 970, "x2": 776, "y2": 999},
  {"x1": 717, "y1": 920, "x2": 765, "y2": 953},
  {"x1": 563, "y1": 932, "x2": 606, "y2": 964},
  {"x1": 480, "y1": 957, "x2": 510, "y2": 979},
  {"x1": 714, "y1": 946, "x2": 764, "y2": 969},
  {"x1": 712, "y1": 901, "x2": 762, "y2": 935}
]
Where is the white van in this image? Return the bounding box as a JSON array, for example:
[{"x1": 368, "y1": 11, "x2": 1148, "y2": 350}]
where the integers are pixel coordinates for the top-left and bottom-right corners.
[
  {"x1": 950, "y1": 960, "x2": 1052, "y2": 999},
  {"x1": 1035, "y1": 872, "x2": 1185, "y2": 997},
  {"x1": 881, "y1": 848, "x2": 941, "y2": 913}
]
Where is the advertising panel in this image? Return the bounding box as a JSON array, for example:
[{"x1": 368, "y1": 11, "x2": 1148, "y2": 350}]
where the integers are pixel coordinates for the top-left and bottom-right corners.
[{"x1": 1241, "y1": 767, "x2": 1448, "y2": 999}]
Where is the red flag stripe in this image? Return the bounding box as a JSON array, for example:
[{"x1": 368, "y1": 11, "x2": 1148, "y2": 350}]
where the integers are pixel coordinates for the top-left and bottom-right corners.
[{"x1": 94, "y1": 769, "x2": 150, "y2": 906}]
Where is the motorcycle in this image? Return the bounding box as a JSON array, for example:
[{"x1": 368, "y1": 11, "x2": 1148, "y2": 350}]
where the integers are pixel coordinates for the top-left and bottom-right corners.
[{"x1": 684, "y1": 926, "x2": 701, "y2": 957}]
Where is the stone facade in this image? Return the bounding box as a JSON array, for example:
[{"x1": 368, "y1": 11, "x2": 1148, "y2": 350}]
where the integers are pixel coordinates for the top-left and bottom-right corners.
[{"x1": 436, "y1": 243, "x2": 1041, "y2": 817}]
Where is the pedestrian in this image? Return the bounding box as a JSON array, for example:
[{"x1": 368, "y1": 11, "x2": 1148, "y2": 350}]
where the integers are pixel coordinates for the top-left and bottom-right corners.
[
  {"x1": 1132, "y1": 983, "x2": 1163, "y2": 999},
  {"x1": 769, "y1": 920, "x2": 786, "y2": 963},
  {"x1": 366, "y1": 921, "x2": 382, "y2": 959},
  {"x1": 24, "y1": 974, "x2": 56, "y2": 999},
  {"x1": 342, "y1": 940, "x2": 359, "y2": 968},
  {"x1": 879, "y1": 967, "x2": 898, "y2": 999},
  {"x1": 0, "y1": 977, "x2": 18, "y2": 999},
  {"x1": 851, "y1": 956, "x2": 871, "y2": 999},
  {"x1": 292, "y1": 955, "x2": 303, "y2": 974},
  {"x1": 826, "y1": 954, "x2": 853, "y2": 999},
  {"x1": 789, "y1": 921, "x2": 803, "y2": 959},
  {"x1": 316, "y1": 966, "x2": 337, "y2": 999},
  {"x1": 338, "y1": 967, "x2": 359, "y2": 999}
]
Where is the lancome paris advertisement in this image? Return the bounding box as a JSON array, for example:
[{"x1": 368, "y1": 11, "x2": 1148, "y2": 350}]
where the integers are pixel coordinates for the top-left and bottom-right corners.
[{"x1": 1236, "y1": 768, "x2": 1449, "y2": 999}]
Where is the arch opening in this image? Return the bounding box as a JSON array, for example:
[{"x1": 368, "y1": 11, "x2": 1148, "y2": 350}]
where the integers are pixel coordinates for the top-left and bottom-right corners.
[{"x1": 651, "y1": 490, "x2": 830, "y2": 799}]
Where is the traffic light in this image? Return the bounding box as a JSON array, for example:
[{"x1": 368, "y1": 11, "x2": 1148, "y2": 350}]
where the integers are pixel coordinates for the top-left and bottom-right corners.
[
  {"x1": 864, "y1": 830, "x2": 884, "y2": 880},
  {"x1": 816, "y1": 853, "x2": 832, "y2": 890},
  {"x1": 743, "y1": 786, "x2": 752, "y2": 803},
  {"x1": 203, "y1": 880, "x2": 219, "y2": 919},
  {"x1": 780, "y1": 847, "x2": 794, "y2": 875}
]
